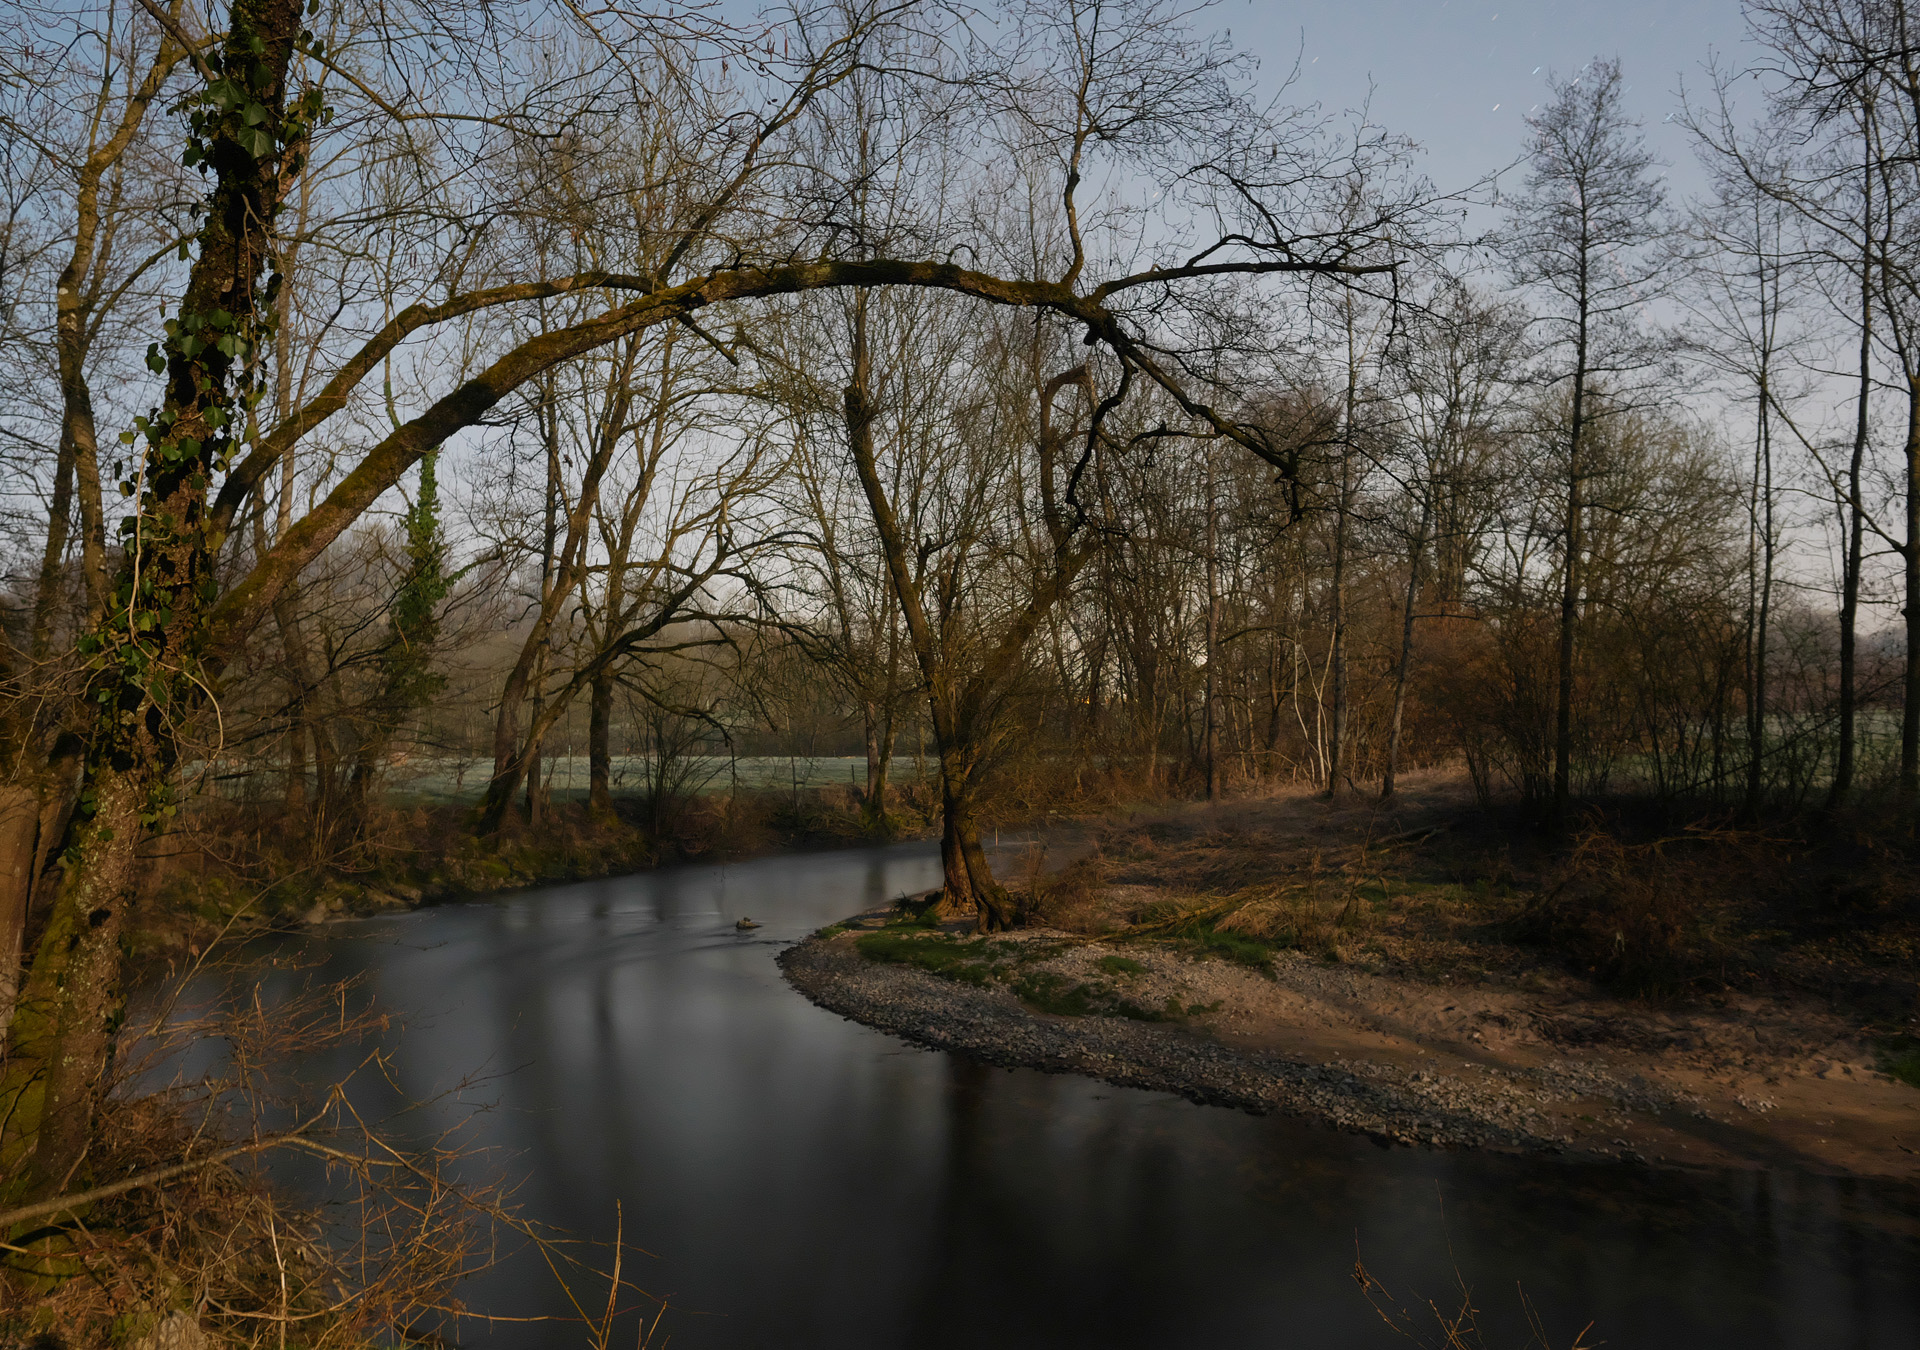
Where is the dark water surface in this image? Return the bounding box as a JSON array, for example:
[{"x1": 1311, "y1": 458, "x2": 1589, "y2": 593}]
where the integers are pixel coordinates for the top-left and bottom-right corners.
[{"x1": 257, "y1": 841, "x2": 1919, "y2": 1348}]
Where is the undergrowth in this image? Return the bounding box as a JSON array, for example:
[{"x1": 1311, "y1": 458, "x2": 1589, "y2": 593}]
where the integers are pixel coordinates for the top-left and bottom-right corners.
[{"x1": 1874, "y1": 1035, "x2": 1920, "y2": 1090}]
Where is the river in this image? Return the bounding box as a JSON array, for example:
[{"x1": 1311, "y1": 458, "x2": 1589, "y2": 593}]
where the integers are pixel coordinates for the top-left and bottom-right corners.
[{"x1": 245, "y1": 840, "x2": 1919, "y2": 1348}]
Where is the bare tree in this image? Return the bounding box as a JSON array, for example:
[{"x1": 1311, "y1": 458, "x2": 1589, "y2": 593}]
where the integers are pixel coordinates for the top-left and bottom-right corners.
[
  {"x1": 1380, "y1": 283, "x2": 1520, "y2": 798},
  {"x1": 1500, "y1": 58, "x2": 1673, "y2": 824},
  {"x1": 0, "y1": 0, "x2": 1424, "y2": 1203}
]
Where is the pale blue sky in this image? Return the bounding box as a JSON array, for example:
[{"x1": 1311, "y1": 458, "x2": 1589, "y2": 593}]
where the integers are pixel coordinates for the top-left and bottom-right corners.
[{"x1": 1226, "y1": 1, "x2": 1754, "y2": 199}]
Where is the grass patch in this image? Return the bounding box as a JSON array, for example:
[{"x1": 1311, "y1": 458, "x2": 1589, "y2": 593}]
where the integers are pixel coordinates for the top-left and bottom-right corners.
[
  {"x1": 884, "y1": 909, "x2": 943, "y2": 930},
  {"x1": 854, "y1": 930, "x2": 1178, "y2": 1022},
  {"x1": 1184, "y1": 926, "x2": 1280, "y2": 971},
  {"x1": 1012, "y1": 970, "x2": 1172, "y2": 1021},
  {"x1": 855, "y1": 931, "x2": 1001, "y2": 985},
  {"x1": 815, "y1": 923, "x2": 847, "y2": 939},
  {"x1": 1011, "y1": 970, "x2": 1099, "y2": 1015},
  {"x1": 1874, "y1": 1035, "x2": 1920, "y2": 1090}
]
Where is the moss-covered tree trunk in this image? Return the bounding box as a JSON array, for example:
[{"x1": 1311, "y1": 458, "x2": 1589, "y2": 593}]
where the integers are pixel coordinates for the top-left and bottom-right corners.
[
  {"x1": 0, "y1": 786, "x2": 38, "y2": 1042},
  {"x1": 1, "y1": 0, "x2": 309, "y2": 1204}
]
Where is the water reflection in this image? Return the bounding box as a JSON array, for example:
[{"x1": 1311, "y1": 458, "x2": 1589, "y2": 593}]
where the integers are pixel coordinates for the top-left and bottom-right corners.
[{"x1": 244, "y1": 842, "x2": 1917, "y2": 1348}]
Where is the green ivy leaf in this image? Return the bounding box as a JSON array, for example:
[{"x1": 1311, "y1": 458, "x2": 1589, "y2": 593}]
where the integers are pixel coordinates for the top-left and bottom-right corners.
[{"x1": 237, "y1": 124, "x2": 274, "y2": 158}]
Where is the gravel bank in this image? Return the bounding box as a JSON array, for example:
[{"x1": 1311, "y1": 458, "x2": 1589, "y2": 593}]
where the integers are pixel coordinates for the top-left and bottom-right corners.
[{"x1": 779, "y1": 919, "x2": 1690, "y2": 1158}]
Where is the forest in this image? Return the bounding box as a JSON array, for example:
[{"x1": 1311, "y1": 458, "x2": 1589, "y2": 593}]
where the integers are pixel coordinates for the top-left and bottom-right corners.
[{"x1": 3, "y1": 0, "x2": 1920, "y2": 1345}]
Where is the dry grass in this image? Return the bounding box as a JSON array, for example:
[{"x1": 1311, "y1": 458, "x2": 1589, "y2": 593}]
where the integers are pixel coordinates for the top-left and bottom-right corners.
[
  {"x1": 2, "y1": 945, "x2": 674, "y2": 1349},
  {"x1": 1024, "y1": 774, "x2": 1920, "y2": 1023},
  {"x1": 1352, "y1": 1255, "x2": 1599, "y2": 1350},
  {"x1": 3, "y1": 962, "x2": 489, "y2": 1348}
]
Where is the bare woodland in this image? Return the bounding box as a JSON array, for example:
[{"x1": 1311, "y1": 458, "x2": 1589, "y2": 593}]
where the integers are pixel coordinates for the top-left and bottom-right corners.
[{"x1": 2, "y1": 0, "x2": 1920, "y2": 1341}]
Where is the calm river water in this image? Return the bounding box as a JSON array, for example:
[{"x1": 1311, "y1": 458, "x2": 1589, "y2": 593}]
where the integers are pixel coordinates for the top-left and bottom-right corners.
[{"x1": 251, "y1": 840, "x2": 1919, "y2": 1348}]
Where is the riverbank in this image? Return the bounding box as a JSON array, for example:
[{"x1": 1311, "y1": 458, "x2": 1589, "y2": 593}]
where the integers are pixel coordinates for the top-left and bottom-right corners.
[
  {"x1": 128, "y1": 785, "x2": 940, "y2": 962},
  {"x1": 780, "y1": 773, "x2": 1920, "y2": 1178}
]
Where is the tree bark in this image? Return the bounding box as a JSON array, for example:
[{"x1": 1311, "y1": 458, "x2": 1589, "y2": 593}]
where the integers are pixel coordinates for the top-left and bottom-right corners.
[
  {"x1": 1745, "y1": 352, "x2": 1775, "y2": 814},
  {"x1": 1831, "y1": 160, "x2": 1874, "y2": 811},
  {"x1": 1, "y1": 0, "x2": 307, "y2": 1199},
  {"x1": 840, "y1": 295, "x2": 1017, "y2": 929},
  {"x1": 589, "y1": 667, "x2": 615, "y2": 818},
  {"x1": 28, "y1": 433, "x2": 78, "y2": 660},
  {"x1": 1204, "y1": 445, "x2": 1220, "y2": 801},
  {"x1": 1552, "y1": 283, "x2": 1591, "y2": 825},
  {"x1": 861, "y1": 699, "x2": 898, "y2": 832},
  {"x1": 0, "y1": 787, "x2": 38, "y2": 1045},
  {"x1": 1327, "y1": 304, "x2": 1359, "y2": 798},
  {"x1": 1383, "y1": 498, "x2": 1431, "y2": 799},
  {"x1": 1901, "y1": 375, "x2": 1919, "y2": 795}
]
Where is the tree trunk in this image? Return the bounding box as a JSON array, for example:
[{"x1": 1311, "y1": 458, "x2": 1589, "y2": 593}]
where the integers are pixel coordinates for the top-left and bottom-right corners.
[
  {"x1": 1831, "y1": 182, "x2": 1874, "y2": 811},
  {"x1": 2, "y1": 765, "x2": 147, "y2": 1198},
  {"x1": 935, "y1": 748, "x2": 1012, "y2": 930},
  {"x1": 28, "y1": 433, "x2": 77, "y2": 660},
  {"x1": 1327, "y1": 356, "x2": 1355, "y2": 799},
  {"x1": 271, "y1": 590, "x2": 328, "y2": 822},
  {"x1": 1383, "y1": 498, "x2": 1431, "y2": 800},
  {"x1": 862, "y1": 700, "x2": 896, "y2": 832},
  {"x1": 2, "y1": 0, "x2": 308, "y2": 1197},
  {"x1": 525, "y1": 704, "x2": 546, "y2": 830},
  {"x1": 1204, "y1": 446, "x2": 1220, "y2": 801},
  {"x1": 589, "y1": 667, "x2": 614, "y2": 818},
  {"x1": 1746, "y1": 364, "x2": 1775, "y2": 815},
  {"x1": 840, "y1": 294, "x2": 1012, "y2": 928},
  {"x1": 0, "y1": 787, "x2": 38, "y2": 1045},
  {"x1": 1553, "y1": 311, "x2": 1590, "y2": 825},
  {"x1": 1902, "y1": 376, "x2": 1919, "y2": 795}
]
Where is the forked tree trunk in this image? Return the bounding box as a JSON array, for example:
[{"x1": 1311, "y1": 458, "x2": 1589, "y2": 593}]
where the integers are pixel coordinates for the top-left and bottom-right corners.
[
  {"x1": 861, "y1": 700, "x2": 896, "y2": 832},
  {"x1": 839, "y1": 295, "x2": 1014, "y2": 929},
  {"x1": 934, "y1": 746, "x2": 1011, "y2": 929}
]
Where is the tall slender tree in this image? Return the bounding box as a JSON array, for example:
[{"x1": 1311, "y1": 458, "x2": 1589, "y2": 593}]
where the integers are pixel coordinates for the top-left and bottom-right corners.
[{"x1": 1501, "y1": 58, "x2": 1672, "y2": 823}]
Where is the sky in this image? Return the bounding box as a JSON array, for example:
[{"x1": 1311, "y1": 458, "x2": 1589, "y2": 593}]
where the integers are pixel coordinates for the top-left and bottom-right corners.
[{"x1": 1225, "y1": 1, "x2": 1758, "y2": 203}]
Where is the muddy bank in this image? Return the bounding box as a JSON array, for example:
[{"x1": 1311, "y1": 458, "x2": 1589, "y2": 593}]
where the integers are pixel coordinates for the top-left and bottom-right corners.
[{"x1": 775, "y1": 902, "x2": 1920, "y2": 1175}]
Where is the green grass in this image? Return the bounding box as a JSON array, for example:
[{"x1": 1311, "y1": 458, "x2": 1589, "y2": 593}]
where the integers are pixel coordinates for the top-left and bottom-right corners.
[
  {"x1": 1010, "y1": 970, "x2": 1100, "y2": 1015},
  {"x1": 884, "y1": 908, "x2": 943, "y2": 929},
  {"x1": 1012, "y1": 970, "x2": 1171, "y2": 1021},
  {"x1": 1874, "y1": 1035, "x2": 1920, "y2": 1090},
  {"x1": 854, "y1": 931, "x2": 1002, "y2": 985},
  {"x1": 853, "y1": 930, "x2": 1195, "y2": 1022},
  {"x1": 1184, "y1": 926, "x2": 1280, "y2": 971},
  {"x1": 815, "y1": 923, "x2": 847, "y2": 939}
]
